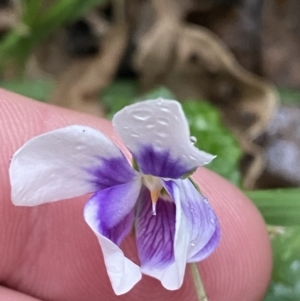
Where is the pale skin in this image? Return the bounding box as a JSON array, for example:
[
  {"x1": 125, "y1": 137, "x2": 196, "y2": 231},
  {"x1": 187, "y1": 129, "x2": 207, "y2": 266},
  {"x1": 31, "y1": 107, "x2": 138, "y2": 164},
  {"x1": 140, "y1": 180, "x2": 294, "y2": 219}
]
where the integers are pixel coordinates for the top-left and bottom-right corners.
[{"x1": 0, "y1": 89, "x2": 272, "y2": 301}]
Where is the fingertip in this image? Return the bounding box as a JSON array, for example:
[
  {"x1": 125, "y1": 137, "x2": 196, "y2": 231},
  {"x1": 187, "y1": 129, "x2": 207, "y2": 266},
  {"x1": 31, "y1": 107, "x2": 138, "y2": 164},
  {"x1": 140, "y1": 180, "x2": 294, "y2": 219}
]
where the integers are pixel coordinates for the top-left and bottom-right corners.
[
  {"x1": 193, "y1": 168, "x2": 272, "y2": 300},
  {"x1": 0, "y1": 90, "x2": 272, "y2": 301},
  {"x1": 0, "y1": 286, "x2": 41, "y2": 301}
]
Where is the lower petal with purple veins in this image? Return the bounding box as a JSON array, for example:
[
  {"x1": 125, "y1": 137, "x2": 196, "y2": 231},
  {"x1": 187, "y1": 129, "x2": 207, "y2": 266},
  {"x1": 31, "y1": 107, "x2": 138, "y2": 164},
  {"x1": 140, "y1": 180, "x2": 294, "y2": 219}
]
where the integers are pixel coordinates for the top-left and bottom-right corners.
[{"x1": 135, "y1": 186, "x2": 176, "y2": 273}]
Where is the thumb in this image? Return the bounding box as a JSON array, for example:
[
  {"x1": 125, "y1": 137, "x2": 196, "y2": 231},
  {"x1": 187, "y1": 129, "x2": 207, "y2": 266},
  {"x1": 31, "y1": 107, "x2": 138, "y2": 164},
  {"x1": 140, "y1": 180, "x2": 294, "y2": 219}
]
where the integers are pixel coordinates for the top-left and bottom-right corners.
[{"x1": 0, "y1": 89, "x2": 272, "y2": 301}]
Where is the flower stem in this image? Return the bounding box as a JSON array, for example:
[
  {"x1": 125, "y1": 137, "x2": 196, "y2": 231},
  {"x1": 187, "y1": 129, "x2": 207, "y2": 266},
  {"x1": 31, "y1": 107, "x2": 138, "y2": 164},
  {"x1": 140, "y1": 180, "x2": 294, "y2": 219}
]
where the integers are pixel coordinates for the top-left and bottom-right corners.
[{"x1": 190, "y1": 263, "x2": 209, "y2": 301}]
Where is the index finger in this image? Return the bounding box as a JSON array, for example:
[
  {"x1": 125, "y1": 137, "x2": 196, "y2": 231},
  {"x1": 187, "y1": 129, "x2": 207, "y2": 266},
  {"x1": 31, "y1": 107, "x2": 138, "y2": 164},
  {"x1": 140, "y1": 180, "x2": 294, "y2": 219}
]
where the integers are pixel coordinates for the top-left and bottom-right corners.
[{"x1": 0, "y1": 89, "x2": 272, "y2": 301}]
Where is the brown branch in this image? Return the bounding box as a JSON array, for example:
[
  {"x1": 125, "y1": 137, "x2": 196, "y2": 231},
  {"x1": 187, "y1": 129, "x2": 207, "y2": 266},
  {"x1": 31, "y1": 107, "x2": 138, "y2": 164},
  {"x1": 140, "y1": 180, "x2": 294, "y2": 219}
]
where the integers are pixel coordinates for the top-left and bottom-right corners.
[{"x1": 49, "y1": 0, "x2": 129, "y2": 117}]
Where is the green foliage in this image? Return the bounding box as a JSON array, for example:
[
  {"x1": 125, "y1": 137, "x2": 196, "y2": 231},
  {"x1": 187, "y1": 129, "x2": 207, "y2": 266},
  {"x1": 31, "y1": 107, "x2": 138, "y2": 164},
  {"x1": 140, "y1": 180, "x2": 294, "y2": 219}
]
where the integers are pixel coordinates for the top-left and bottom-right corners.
[
  {"x1": 264, "y1": 227, "x2": 300, "y2": 301},
  {"x1": 0, "y1": 79, "x2": 54, "y2": 101},
  {"x1": 247, "y1": 189, "x2": 300, "y2": 226},
  {"x1": 182, "y1": 101, "x2": 242, "y2": 186},
  {"x1": 137, "y1": 86, "x2": 175, "y2": 100},
  {"x1": 102, "y1": 85, "x2": 176, "y2": 117},
  {"x1": 101, "y1": 80, "x2": 138, "y2": 118},
  {"x1": 246, "y1": 189, "x2": 300, "y2": 300},
  {"x1": 278, "y1": 87, "x2": 300, "y2": 104},
  {"x1": 0, "y1": 0, "x2": 106, "y2": 72},
  {"x1": 247, "y1": 189, "x2": 300, "y2": 300}
]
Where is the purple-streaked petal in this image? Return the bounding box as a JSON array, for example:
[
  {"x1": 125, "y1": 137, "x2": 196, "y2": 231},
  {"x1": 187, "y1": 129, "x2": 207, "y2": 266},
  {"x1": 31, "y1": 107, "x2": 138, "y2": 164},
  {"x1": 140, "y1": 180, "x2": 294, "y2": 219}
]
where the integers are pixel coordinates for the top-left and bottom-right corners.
[
  {"x1": 164, "y1": 179, "x2": 220, "y2": 263},
  {"x1": 84, "y1": 180, "x2": 142, "y2": 294},
  {"x1": 135, "y1": 187, "x2": 176, "y2": 273},
  {"x1": 112, "y1": 99, "x2": 215, "y2": 178},
  {"x1": 84, "y1": 179, "x2": 142, "y2": 245},
  {"x1": 145, "y1": 179, "x2": 220, "y2": 290},
  {"x1": 136, "y1": 180, "x2": 188, "y2": 290},
  {"x1": 9, "y1": 125, "x2": 136, "y2": 206}
]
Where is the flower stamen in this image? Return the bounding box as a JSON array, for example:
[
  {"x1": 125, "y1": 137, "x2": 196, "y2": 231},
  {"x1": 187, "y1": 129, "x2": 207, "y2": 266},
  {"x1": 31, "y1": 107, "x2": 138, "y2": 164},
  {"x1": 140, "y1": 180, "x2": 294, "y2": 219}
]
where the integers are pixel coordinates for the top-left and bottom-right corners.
[
  {"x1": 150, "y1": 189, "x2": 159, "y2": 215},
  {"x1": 142, "y1": 175, "x2": 163, "y2": 215}
]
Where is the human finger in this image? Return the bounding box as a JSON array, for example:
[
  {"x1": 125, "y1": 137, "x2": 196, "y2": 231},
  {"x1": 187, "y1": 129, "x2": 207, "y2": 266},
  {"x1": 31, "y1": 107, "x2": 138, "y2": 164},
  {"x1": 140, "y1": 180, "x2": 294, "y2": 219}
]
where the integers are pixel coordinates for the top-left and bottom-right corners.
[{"x1": 0, "y1": 90, "x2": 272, "y2": 301}]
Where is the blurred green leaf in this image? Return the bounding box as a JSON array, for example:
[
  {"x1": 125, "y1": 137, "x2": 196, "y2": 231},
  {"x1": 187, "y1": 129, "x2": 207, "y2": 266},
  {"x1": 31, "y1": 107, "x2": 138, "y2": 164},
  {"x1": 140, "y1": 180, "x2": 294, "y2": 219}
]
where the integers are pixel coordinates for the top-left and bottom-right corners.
[
  {"x1": 0, "y1": 0, "x2": 106, "y2": 71},
  {"x1": 0, "y1": 79, "x2": 54, "y2": 101},
  {"x1": 138, "y1": 86, "x2": 175, "y2": 100},
  {"x1": 264, "y1": 227, "x2": 300, "y2": 301},
  {"x1": 102, "y1": 84, "x2": 176, "y2": 119},
  {"x1": 247, "y1": 189, "x2": 300, "y2": 226},
  {"x1": 182, "y1": 101, "x2": 242, "y2": 186},
  {"x1": 101, "y1": 80, "x2": 138, "y2": 118},
  {"x1": 278, "y1": 87, "x2": 300, "y2": 104},
  {"x1": 102, "y1": 85, "x2": 175, "y2": 117}
]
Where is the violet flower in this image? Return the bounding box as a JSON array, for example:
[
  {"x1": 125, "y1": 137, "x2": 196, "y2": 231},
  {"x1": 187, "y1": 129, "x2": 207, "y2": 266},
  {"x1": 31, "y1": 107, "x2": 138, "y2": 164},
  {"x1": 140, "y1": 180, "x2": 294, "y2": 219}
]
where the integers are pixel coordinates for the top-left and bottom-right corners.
[{"x1": 9, "y1": 98, "x2": 220, "y2": 295}]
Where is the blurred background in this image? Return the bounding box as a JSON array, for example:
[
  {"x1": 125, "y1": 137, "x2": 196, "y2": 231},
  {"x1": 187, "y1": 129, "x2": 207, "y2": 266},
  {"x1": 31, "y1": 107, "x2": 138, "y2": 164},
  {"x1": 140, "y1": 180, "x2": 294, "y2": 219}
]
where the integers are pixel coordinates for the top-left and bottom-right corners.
[{"x1": 0, "y1": 0, "x2": 299, "y2": 300}]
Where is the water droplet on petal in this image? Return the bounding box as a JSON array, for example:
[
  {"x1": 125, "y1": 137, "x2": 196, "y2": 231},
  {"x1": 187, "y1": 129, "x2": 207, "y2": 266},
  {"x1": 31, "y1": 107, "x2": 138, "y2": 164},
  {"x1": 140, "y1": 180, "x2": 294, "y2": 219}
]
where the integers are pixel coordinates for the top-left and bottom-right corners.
[
  {"x1": 157, "y1": 98, "x2": 163, "y2": 105},
  {"x1": 157, "y1": 132, "x2": 167, "y2": 138},
  {"x1": 190, "y1": 136, "x2": 197, "y2": 144},
  {"x1": 157, "y1": 118, "x2": 169, "y2": 126},
  {"x1": 130, "y1": 133, "x2": 140, "y2": 138},
  {"x1": 160, "y1": 107, "x2": 170, "y2": 113},
  {"x1": 189, "y1": 207, "x2": 196, "y2": 217},
  {"x1": 191, "y1": 240, "x2": 195, "y2": 247},
  {"x1": 152, "y1": 202, "x2": 157, "y2": 215},
  {"x1": 133, "y1": 115, "x2": 151, "y2": 121},
  {"x1": 210, "y1": 218, "x2": 215, "y2": 224},
  {"x1": 203, "y1": 198, "x2": 208, "y2": 203},
  {"x1": 146, "y1": 123, "x2": 156, "y2": 129},
  {"x1": 189, "y1": 155, "x2": 196, "y2": 160},
  {"x1": 131, "y1": 109, "x2": 152, "y2": 121}
]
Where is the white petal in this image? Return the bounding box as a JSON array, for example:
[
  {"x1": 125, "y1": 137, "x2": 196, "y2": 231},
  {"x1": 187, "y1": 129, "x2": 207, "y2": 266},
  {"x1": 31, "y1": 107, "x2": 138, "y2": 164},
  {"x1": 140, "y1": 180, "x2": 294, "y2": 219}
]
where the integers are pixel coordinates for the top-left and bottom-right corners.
[
  {"x1": 112, "y1": 99, "x2": 215, "y2": 177},
  {"x1": 9, "y1": 125, "x2": 134, "y2": 206},
  {"x1": 84, "y1": 200, "x2": 142, "y2": 295}
]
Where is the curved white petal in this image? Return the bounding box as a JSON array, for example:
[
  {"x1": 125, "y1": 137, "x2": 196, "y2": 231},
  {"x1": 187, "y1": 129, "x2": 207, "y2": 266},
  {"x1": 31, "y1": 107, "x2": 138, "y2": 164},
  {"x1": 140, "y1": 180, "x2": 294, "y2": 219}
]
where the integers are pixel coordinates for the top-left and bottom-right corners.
[
  {"x1": 84, "y1": 188, "x2": 142, "y2": 295},
  {"x1": 91, "y1": 232, "x2": 141, "y2": 295},
  {"x1": 112, "y1": 99, "x2": 215, "y2": 178},
  {"x1": 10, "y1": 125, "x2": 135, "y2": 206}
]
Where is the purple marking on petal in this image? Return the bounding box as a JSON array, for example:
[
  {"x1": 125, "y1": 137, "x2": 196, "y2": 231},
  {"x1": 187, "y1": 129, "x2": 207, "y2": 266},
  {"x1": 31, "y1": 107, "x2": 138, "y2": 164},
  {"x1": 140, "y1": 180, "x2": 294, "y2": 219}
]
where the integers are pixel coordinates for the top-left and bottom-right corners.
[
  {"x1": 134, "y1": 144, "x2": 190, "y2": 178},
  {"x1": 84, "y1": 180, "x2": 141, "y2": 245},
  {"x1": 86, "y1": 156, "x2": 137, "y2": 190},
  {"x1": 135, "y1": 187, "x2": 176, "y2": 270},
  {"x1": 163, "y1": 179, "x2": 220, "y2": 262},
  {"x1": 101, "y1": 211, "x2": 134, "y2": 246}
]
